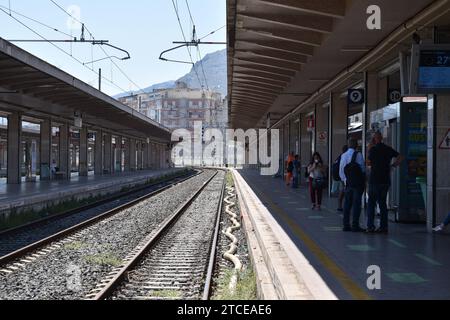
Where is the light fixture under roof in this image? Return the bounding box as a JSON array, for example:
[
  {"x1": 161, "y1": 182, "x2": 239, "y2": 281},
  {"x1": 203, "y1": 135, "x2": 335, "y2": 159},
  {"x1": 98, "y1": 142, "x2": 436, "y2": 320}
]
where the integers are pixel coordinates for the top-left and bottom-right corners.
[{"x1": 403, "y1": 96, "x2": 427, "y2": 103}]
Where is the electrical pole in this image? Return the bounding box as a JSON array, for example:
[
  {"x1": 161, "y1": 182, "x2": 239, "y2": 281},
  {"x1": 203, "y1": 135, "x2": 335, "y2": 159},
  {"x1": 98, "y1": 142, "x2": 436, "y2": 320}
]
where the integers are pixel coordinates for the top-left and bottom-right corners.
[{"x1": 99, "y1": 68, "x2": 102, "y2": 91}]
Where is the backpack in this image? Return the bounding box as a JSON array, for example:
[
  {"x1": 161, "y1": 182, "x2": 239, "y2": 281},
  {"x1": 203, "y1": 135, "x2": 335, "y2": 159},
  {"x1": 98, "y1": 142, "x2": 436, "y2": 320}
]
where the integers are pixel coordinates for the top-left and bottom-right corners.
[
  {"x1": 344, "y1": 151, "x2": 365, "y2": 188},
  {"x1": 332, "y1": 156, "x2": 341, "y2": 182},
  {"x1": 287, "y1": 161, "x2": 294, "y2": 173}
]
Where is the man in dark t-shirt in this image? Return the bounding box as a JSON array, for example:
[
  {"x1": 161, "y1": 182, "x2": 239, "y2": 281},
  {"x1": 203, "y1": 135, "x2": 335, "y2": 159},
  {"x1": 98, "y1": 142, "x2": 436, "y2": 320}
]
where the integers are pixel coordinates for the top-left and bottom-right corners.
[{"x1": 367, "y1": 132, "x2": 404, "y2": 234}]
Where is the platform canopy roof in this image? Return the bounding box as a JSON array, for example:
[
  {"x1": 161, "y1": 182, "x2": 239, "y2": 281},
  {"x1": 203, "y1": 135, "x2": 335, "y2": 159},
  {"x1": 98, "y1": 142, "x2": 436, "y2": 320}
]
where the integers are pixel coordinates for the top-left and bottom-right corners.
[
  {"x1": 0, "y1": 38, "x2": 171, "y2": 142},
  {"x1": 227, "y1": 0, "x2": 447, "y2": 129}
]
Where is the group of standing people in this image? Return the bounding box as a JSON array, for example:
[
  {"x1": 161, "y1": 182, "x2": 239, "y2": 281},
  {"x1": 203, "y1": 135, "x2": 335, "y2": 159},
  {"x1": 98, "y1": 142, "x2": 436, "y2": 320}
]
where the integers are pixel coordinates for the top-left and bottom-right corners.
[
  {"x1": 286, "y1": 131, "x2": 408, "y2": 234},
  {"x1": 334, "y1": 133, "x2": 450, "y2": 234},
  {"x1": 285, "y1": 131, "x2": 450, "y2": 234},
  {"x1": 285, "y1": 152, "x2": 301, "y2": 189},
  {"x1": 337, "y1": 132, "x2": 403, "y2": 233},
  {"x1": 285, "y1": 151, "x2": 327, "y2": 211}
]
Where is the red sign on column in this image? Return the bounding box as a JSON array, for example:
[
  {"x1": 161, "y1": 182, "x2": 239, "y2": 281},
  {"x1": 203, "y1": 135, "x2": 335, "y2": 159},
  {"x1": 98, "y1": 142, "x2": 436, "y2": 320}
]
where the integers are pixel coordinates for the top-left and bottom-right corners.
[{"x1": 307, "y1": 119, "x2": 315, "y2": 131}]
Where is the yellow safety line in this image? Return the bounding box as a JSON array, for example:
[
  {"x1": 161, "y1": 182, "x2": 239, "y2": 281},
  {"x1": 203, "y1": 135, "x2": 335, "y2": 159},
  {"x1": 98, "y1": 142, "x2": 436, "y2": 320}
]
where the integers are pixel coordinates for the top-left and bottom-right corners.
[{"x1": 251, "y1": 183, "x2": 372, "y2": 301}]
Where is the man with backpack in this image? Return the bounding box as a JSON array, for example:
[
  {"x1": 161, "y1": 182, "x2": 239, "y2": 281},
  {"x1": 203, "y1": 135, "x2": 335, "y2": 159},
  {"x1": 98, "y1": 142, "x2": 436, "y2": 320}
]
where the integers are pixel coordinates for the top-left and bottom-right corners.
[
  {"x1": 332, "y1": 145, "x2": 348, "y2": 212},
  {"x1": 339, "y1": 138, "x2": 366, "y2": 232}
]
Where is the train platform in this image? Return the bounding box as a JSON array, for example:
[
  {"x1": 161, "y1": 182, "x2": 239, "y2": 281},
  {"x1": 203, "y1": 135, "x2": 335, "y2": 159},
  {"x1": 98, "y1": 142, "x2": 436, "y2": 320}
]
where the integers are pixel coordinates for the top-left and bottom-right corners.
[
  {"x1": 0, "y1": 169, "x2": 185, "y2": 227},
  {"x1": 234, "y1": 169, "x2": 450, "y2": 300}
]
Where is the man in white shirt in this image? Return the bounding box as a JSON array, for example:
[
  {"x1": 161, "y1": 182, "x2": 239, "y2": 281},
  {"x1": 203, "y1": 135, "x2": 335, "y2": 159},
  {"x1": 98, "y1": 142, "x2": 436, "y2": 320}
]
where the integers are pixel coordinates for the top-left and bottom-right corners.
[{"x1": 339, "y1": 138, "x2": 366, "y2": 232}]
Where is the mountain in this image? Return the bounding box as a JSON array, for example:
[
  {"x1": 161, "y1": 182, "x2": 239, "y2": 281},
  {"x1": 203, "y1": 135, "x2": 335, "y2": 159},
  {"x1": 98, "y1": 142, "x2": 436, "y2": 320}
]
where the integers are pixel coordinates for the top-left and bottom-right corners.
[
  {"x1": 114, "y1": 49, "x2": 227, "y2": 99},
  {"x1": 177, "y1": 49, "x2": 227, "y2": 97},
  {"x1": 114, "y1": 80, "x2": 176, "y2": 99}
]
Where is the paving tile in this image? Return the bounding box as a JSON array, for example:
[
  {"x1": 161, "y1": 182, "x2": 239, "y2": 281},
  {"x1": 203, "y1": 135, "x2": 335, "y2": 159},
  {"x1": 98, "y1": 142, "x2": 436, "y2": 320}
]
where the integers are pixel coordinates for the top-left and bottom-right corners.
[
  {"x1": 237, "y1": 169, "x2": 450, "y2": 299},
  {"x1": 308, "y1": 215, "x2": 325, "y2": 220},
  {"x1": 388, "y1": 239, "x2": 407, "y2": 248},
  {"x1": 324, "y1": 227, "x2": 342, "y2": 232},
  {"x1": 415, "y1": 254, "x2": 442, "y2": 266},
  {"x1": 347, "y1": 245, "x2": 376, "y2": 252},
  {"x1": 386, "y1": 273, "x2": 427, "y2": 284}
]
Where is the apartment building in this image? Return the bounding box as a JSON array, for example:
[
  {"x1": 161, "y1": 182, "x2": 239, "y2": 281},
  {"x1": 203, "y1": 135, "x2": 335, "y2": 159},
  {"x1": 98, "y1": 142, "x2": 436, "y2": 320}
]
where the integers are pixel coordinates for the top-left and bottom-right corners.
[{"x1": 119, "y1": 81, "x2": 228, "y2": 133}]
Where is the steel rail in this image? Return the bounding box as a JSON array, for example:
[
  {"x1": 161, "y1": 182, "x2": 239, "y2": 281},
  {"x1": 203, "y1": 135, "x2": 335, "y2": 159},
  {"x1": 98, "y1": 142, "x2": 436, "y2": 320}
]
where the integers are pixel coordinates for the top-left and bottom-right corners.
[
  {"x1": 202, "y1": 171, "x2": 226, "y2": 300},
  {"x1": 0, "y1": 170, "x2": 202, "y2": 266},
  {"x1": 90, "y1": 170, "x2": 220, "y2": 300},
  {"x1": 0, "y1": 170, "x2": 197, "y2": 239}
]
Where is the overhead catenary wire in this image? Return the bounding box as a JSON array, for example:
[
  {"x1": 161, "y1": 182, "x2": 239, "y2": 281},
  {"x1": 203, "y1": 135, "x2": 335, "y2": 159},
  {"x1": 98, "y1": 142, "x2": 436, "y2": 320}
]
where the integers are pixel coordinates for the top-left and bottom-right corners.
[
  {"x1": 49, "y1": 0, "x2": 144, "y2": 94},
  {"x1": 199, "y1": 25, "x2": 226, "y2": 41},
  {"x1": 184, "y1": 0, "x2": 195, "y2": 27},
  {"x1": 185, "y1": 0, "x2": 209, "y2": 91},
  {"x1": 184, "y1": 0, "x2": 196, "y2": 40},
  {"x1": 0, "y1": 2, "x2": 129, "y2": 93},
  {"x1": 99, "y1": 45, "x2": 146, "y2": 94},
  {"x1": 0, "y1": 7, "x2": 128, "y2": 94},
  {"x1": 197, "y1": 46, "x2": 210, "y2": 91},
  {"x1": 0, "y1": 4, "x2": 74, "y2": 39},
  {"x1": 171, "y1": 0, "x2": 205, "y2": 92}
]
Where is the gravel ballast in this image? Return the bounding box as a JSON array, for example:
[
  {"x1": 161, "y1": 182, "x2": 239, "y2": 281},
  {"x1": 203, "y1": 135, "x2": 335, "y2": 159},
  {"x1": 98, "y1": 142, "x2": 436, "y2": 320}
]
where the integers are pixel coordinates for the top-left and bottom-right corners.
[
  {"x1": 0, "y1": 170, "x2": 195, "y2": 257},
  {"x1": 0, "y1": 170, "x2": 216, "y2": 300},
  {"x1": 111, "y1": 171, "x2": 225, "y2": 300}
]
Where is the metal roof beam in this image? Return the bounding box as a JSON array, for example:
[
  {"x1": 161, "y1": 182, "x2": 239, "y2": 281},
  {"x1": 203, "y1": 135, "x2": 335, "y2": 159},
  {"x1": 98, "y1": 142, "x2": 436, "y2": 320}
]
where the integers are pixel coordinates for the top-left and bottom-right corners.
[
  {"x1": 234, "y1": 65, "x2": 294, "y2": 80},
  {"x1": 232, "y1": 93, "x2": 275, "y2": 103},
  {"x1": 236, "y1": 40, "x2": 315, "y2": 56},
  {"x1": 235, "y1": 48, "x2": 308, "y2": 65},
  {"x1": 233, "y1": 71, "x2": 290, "y2": 84},
  {"x1": 232, "y1": 78, "x2": 285, "y2": 89},
  {"x1": 237, "y1": 12, "x2": 333, "y2": 34},
  {"x1": 234, "y1": 56, "x2": 302, "y2": 72},
  {"x1": 241, "y1": 27, "x2": 323, "y2": 47},
  {"x1": 233, "y1": 89, "x2": 277, "y2": 98},
  {"x1": 233, "y1": 62, "x2": 296, "y2": 77},
  {"x1": 231, "y1": 102, "x2": 267, "y2": 110},
  {"x1": 232, "y1": 83, "x2": 282, "y2": 94},
  {"x1": 253, "y1": 0, "x2": 346, "y2": 19}
]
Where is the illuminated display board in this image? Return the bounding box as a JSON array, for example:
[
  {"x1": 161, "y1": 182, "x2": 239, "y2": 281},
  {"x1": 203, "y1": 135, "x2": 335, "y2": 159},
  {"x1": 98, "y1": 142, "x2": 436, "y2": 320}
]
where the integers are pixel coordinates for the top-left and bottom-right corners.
[
  {"x1": 419, "y1": 50, "x2": 450, "y2": 89},
  {"x1": 412, "y1": 45, "x2": 450, "y2": 93}
]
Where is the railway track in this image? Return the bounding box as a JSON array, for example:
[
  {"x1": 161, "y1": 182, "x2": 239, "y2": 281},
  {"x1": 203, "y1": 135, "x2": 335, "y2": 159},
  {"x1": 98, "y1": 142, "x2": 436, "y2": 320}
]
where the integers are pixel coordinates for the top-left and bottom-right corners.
[
  {"x1": 0, "y1": 170, "x2": 219, "y2": 300},
  {"x1": 88, "y1": 170, "x2": 226, "y2": 300},
  {"x1": 0, "y1": 170, "x2": 199, "y2": 260}
]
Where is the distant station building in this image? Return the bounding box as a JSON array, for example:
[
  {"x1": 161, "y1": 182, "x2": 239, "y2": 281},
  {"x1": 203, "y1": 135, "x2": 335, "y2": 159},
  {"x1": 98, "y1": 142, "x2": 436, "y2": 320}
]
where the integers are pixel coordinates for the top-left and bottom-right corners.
[{"x1": 0, "y1": 37, "x2": 172, "y2": 184}]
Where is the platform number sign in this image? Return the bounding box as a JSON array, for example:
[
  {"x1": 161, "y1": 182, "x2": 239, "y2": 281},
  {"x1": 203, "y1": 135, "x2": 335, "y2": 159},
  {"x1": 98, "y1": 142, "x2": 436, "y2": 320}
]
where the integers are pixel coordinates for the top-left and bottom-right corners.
[
  {"x1": 348, "y1": 89, "x2": 365, "y2": 105},
  {"x1": 388, "y1": 89, "x2": 402, "y2": 104}
]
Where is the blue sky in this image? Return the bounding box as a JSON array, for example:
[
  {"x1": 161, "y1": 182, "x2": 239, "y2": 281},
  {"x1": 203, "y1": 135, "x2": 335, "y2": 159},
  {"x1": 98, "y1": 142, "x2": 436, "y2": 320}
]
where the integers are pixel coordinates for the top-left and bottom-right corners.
[{"x1": 0, "y1": 0, "x2": 226, "y2": 96}]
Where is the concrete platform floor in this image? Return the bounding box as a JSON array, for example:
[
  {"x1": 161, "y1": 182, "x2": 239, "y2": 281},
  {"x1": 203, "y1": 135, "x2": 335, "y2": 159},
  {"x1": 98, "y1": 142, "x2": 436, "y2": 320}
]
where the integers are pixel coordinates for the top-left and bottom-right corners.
[
  {"x1": 0, "y1": 169, "x2": 180, "y2": 210},
  {"x1": 238, "y1": 169, "x2": 450, "y2": 300}
]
